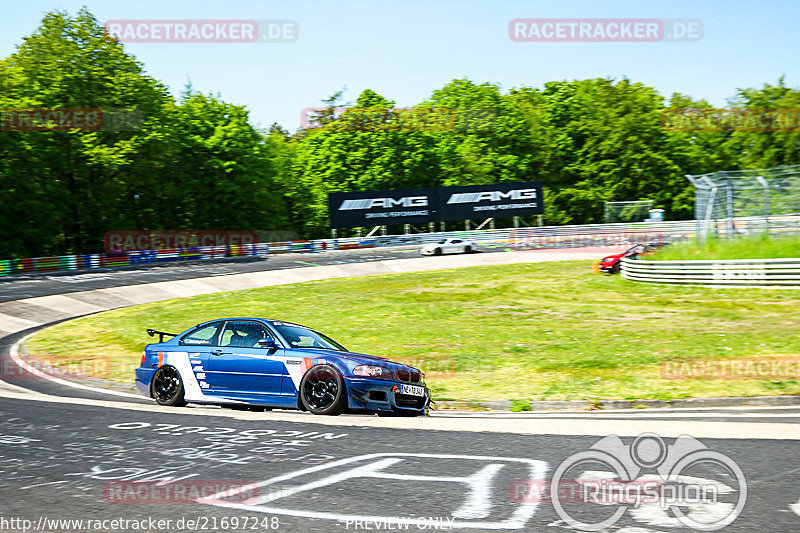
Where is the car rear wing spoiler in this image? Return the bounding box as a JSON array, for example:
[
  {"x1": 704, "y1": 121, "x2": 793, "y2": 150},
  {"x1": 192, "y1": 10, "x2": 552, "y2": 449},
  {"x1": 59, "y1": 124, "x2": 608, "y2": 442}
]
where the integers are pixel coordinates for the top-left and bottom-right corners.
[{"x1": 147, "y1": 329, "x2": 178, "y2": 343}]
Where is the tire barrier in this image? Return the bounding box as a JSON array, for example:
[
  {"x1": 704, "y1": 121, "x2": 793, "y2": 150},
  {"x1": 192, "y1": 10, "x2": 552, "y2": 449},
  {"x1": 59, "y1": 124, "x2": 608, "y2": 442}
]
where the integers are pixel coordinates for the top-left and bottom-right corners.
[{"x1": 621, "y1": 257, "x2": 800, "y2": 287}]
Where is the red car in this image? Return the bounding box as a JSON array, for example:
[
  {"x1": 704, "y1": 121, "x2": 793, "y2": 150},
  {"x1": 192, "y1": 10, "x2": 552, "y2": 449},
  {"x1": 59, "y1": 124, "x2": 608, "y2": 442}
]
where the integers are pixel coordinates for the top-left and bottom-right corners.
[{"x1": 595, "y1": 242, "x2": 669, "y2": 274}]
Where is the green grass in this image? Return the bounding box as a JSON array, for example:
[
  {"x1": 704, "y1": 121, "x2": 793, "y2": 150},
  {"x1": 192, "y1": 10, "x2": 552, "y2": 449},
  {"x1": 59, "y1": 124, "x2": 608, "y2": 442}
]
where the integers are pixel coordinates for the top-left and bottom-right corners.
[
  {"x1": 25, "y1": 260, "x2": 800, "y2": 402},
  {"x1": 650, "y1": 234, "x2": 800, "y2": 261}
]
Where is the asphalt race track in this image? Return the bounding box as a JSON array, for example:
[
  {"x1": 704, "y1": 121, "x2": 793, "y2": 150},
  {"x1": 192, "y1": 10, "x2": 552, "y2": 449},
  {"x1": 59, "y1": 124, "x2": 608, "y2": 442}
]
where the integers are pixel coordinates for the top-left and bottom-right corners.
[
  {"x1": 1, "y1": 387, "x2": 799, "y2": 532},
  {"x1": 0, "y1": 246, "x2": 430, "y2": 303},
  {"x1": 0, "y1": 246, "x2": 799, "y2": 532}
]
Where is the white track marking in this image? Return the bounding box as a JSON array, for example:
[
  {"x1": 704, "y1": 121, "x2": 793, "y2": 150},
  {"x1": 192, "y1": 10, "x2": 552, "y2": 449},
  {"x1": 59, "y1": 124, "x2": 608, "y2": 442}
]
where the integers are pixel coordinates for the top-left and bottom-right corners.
[
  {"x1": 791, "y1": 499, "x2": 800, "y2": 516},
  {"x1": 198, "y1": 453, "x2": 546, "y2": 530},
  {"x1": 19, "y1": 480, "x2": 68, "y2": 490},
  {"x1": 6, "y1": 334, "x2": 143, "y2": 399},
  {"x1": 0, "y1": 386, "x2": 797, "y2": 439},
  {"x1": 437, "y1": 412, "x2": 800, "y2": 419},
  {"x1": 438, "y1": 404, "x2": 800, "y2": 415},
  {"x1": 10, "y1": 333, "x2": 800, "y2": 419}
]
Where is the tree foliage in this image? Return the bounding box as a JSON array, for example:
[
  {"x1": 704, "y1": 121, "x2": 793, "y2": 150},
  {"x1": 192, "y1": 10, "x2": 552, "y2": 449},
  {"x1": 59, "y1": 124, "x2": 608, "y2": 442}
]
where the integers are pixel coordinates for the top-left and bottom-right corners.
[{"x1": 1, "y1": 8, "x2": 799, "y2": 257}]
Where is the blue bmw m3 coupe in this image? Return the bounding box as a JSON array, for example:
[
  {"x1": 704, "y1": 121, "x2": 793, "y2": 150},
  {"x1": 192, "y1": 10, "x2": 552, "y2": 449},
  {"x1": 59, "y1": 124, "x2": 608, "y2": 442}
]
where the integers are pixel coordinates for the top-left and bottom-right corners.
[{"x1": 135, "y1": 318, "x2": 429, "y2": 416}]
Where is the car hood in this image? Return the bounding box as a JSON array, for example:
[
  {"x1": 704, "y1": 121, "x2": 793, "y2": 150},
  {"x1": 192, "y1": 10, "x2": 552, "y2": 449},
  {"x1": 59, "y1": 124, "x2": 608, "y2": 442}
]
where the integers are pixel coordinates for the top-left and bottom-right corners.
[
  {"x1": 601, "y1": 253, "x2": 625, "y2": 262},
  {"x1": 287, "y1": 348, "x2": 411, "y2": 368}
]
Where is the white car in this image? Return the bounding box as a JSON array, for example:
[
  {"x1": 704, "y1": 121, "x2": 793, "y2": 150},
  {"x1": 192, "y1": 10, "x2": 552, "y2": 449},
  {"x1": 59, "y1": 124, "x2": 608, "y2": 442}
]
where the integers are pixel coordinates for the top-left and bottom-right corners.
[{"x1": 420, "y1": 238, "x2": 476, "y2": 256}]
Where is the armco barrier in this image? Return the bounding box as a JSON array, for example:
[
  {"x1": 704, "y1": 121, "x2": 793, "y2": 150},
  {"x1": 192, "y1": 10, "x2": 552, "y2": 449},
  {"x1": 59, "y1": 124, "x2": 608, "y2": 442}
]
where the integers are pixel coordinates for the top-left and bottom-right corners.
[
  {"x1": 2, "y1": 216, "x2": 797, "y2": 277},
  {"x1": 289, "y1": 240, "x2": 313, "y2": 253},
  {"x1": 621, "y1": 257, "x2": 800, "y2": 287},
  {"x1": 268, "y1": 242, "x2": 290, "y2": 254}
]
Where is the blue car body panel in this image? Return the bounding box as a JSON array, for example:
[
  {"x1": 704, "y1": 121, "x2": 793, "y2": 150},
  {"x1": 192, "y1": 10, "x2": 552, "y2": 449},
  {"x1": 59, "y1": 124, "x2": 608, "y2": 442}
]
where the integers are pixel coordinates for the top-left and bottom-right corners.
[{"x1": 135, "y1": 317, "x2": 429, "y2": 414}]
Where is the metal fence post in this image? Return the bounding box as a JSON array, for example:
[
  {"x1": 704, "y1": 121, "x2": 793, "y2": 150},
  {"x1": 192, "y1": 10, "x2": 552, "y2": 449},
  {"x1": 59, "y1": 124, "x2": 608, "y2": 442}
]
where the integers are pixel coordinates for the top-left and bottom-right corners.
[
  {"x1": 725, "y1": 173, "x2": 735, "y2": 238},
  {"x1": 754, "y1": 175, "x2": 770, "y2": 234}
]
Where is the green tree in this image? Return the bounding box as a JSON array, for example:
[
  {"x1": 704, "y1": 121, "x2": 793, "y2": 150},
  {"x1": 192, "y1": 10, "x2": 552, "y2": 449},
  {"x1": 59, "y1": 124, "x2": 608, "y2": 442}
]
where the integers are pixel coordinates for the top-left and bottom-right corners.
[
  {"x1": 0, "y1": 8, "x2": 173, "y2": 256},
  {"x1": 725, "y1": 77, "x2": 800, "y2": 169}
]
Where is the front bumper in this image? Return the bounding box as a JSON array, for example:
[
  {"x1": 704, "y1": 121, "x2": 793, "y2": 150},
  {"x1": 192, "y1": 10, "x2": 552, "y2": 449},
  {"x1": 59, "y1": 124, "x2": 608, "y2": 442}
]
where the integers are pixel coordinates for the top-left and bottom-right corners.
[
  {"x1": 346, "y1": 377, "x2": 430, "y2": 413},
  {"x1": 595, "y1": 262, "x2": 617, "y2": 273}
]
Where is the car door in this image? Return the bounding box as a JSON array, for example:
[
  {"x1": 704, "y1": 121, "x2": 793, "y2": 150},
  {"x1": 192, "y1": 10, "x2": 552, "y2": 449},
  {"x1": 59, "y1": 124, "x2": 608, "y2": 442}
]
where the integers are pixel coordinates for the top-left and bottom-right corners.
[
  {"x1": 204, "y1": 320, "x2": 286, "y2": 400},
  {"x1": 176, "y1": 321, "x2": 224, "y2": 393},
  {"x1": 444, "y1": 239, "x2": 462, "y2": 254}
]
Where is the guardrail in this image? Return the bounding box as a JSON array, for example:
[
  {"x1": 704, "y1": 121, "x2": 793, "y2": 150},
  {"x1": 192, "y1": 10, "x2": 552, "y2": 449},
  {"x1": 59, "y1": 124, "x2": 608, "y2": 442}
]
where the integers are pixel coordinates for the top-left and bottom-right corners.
[
  {"x1": 2, "y1": 215, "x2": 797, "y2": 278},
  {"x1": 621, "y1": 257, "x2": 800, "y2": 287}
]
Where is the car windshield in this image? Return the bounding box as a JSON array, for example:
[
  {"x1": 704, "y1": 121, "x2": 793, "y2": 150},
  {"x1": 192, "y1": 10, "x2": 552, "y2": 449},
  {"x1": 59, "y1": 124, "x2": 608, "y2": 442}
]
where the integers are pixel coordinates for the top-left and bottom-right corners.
[
  {"x1": 273, "y1": 323, "x2": 347, "y2": 351},
  {"x1": 436, "y1": 239, "x2": 448, "y2": 244},
  {"x1": 627, "y1": 244, "x2": 646, "y2": 254}
]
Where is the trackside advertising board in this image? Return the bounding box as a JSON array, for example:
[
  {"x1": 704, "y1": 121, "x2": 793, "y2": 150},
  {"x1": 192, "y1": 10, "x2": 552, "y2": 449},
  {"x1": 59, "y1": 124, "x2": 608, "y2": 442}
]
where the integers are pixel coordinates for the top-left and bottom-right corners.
[
  {"x1": 328, "y1": 188, "x2": 436, "y2": 228},
  {"x1": 327, "y1": 182, "x2": 543, "y2": 228},
  {"x1": 438, "y1": 182, "x2": 543, "y2": 221}
]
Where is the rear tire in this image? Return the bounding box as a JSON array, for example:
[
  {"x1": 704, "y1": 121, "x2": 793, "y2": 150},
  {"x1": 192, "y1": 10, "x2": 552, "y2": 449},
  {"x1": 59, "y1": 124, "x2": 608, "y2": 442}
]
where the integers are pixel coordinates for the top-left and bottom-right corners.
[
  {"x1": 151, "y1": 365, "x2": 186, "y2": 407},
  {"x1": 300, "y1": 365, "x2": 347, "y2": 415},
  {"x1": 464, "y1": 245, "x2": 472, "y2": 253}
]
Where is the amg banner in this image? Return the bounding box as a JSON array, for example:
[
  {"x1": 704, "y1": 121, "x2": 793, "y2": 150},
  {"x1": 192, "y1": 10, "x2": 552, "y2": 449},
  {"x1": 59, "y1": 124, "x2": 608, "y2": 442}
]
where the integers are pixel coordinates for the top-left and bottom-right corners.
[
  {"x1": 438, "y1": 181, "x2": 543, "y2": 221},
  {"x1": 328, "y1": 188, "x2": 436, "y2": 229},
  {"x1": 328, "y1": 182, "x2": 543, "y2": 228}
]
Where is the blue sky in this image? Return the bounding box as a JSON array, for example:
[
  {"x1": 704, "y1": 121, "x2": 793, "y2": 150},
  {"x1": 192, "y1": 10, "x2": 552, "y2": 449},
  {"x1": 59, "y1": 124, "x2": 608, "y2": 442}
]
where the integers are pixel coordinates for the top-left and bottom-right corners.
[{"x1": 1, "y1": 0, "x2": 797, "y2": 132}]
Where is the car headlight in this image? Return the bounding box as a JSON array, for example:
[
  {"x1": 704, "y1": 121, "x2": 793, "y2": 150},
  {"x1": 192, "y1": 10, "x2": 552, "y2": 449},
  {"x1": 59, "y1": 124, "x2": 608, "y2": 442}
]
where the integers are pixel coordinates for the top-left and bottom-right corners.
[{"x1": 352, "y1": 365, "x2": 392, "y2": 380}]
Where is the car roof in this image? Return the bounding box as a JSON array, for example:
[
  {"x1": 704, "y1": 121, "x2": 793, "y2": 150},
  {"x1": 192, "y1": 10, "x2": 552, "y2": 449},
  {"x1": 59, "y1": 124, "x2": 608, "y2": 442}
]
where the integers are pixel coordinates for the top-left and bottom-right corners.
[{"x1": 196, "y1": 317, "x2": 302, "y2": 327}]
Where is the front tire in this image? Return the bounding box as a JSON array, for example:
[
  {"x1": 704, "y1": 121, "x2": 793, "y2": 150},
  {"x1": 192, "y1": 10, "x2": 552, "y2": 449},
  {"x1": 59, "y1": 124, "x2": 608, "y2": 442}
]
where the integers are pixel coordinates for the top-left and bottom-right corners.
[
  {"x1": 300, "y1": 365, "x2": 347, "y2": 415},
  {"x1": 151, "y1": 365, "x2": 186, "y2": 407},
  {"x1": 434, "y1": 247, "x2": 442, "y2": 256},
  {"x1": 464, "y1": 245, "x2": 472, "y2": 253}
]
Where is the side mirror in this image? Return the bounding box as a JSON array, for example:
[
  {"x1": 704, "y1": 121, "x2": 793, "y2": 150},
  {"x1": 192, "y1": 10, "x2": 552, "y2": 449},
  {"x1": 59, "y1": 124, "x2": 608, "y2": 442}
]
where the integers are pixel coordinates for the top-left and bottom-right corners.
[{"x1": 257, "y1": 338, "x2": 277, "y2": 350}]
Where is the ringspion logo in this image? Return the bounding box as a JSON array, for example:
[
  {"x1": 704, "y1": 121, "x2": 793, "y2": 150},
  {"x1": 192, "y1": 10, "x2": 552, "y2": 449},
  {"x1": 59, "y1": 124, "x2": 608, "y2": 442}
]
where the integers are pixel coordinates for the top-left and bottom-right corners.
[{"x1": 550, "y1": 433, "x2": 746, "y2": 531}]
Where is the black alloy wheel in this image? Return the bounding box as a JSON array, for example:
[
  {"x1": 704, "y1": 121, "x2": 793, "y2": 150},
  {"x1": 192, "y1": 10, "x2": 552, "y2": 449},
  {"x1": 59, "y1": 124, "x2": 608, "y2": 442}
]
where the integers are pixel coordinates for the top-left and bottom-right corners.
[
  {"x1": 300, "y1": 365, "x2": 346, "y2": 415},
  {"x1": 151, "y1": 365, "x2": 186, "y2": 406}
]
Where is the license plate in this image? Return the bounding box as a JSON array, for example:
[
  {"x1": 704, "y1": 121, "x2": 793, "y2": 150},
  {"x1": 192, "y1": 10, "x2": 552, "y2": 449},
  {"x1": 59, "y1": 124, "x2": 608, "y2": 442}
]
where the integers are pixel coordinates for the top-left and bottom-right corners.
[{"x1": 400, "y1": 384, "x2": 425, "y2": 397}]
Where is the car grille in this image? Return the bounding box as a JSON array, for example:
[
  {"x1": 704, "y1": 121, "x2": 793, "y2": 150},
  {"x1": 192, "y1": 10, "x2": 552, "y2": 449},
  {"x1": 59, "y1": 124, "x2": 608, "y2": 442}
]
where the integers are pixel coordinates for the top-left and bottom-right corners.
[
  {"x1": 395, "y1": 368, "x2": 422, "y2": 384},
  {"x1": 395, "y1": 393, "x2": 426, "y2": 409}
]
